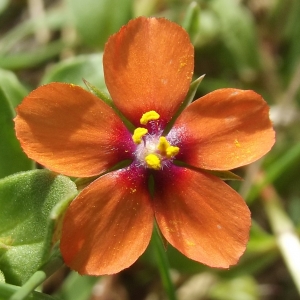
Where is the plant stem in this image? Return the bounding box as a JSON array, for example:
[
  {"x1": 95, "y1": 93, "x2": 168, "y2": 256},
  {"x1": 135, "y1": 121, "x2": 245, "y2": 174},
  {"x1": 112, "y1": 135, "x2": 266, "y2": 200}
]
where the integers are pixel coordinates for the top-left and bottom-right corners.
[
  {"x1": 0, "y1": 282, "x2": 57, "y2": 300},
  {"x1": 10, "y1": 271, "x2": 47, "y2": 300},
  {"x1": 246, "y1": 142, "x2": 300, "y2": 204},
  {"x1": 262, "y1": 183, "x2": 300, "y2": 294},
  {"x1": 153, "y1": 224, "x2": 177, "y2": 300}
]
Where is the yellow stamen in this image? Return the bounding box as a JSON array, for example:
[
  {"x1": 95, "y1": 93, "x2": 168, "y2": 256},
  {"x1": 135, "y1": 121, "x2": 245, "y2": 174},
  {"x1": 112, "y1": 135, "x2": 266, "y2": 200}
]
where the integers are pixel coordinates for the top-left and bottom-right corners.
[
  {"x1": 157, "y1": 136, "x2": 170, "y2": 153},
  {"x1": 157, "y1": 137, "x2": 180, "y2": 158},
  {"x1": 140, "y1": 110, "x2": 160, "y2": 125},
  {"x1": 166, "y1": 146, "x2": 180, "y2": 158},
  {"x1": 132, "y1": 127, "x2": 148, "y2": 144},
  {"x1": 145, "y1": 154, "x2": 161, "y2": 170}
]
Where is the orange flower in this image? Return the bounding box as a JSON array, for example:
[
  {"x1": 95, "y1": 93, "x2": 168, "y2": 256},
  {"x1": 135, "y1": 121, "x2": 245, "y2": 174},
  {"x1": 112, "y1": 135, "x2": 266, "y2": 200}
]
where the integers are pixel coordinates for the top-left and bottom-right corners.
[{"x1": 14, "y1": 17, "x2": 275, "y2": 275}]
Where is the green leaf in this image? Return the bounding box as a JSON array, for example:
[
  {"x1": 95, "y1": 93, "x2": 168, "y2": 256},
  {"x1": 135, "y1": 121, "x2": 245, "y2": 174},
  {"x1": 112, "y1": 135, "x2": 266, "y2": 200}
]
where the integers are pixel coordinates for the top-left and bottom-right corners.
[
  {"x1": 0, "y1": 270, "x2": 4, "y2": 282},
  {"x1": 10, "y1": 244, "x2": 64, "y2": 300},
  {"x1": 284, "y1": 1, "x2": 300, "y2": 81},
  {"x1": 133, "y1": 0, "x2": 159, "y2": 17},
  {"x1": 206, "y1": 170, "x2": 242, "y2": 181},
  {"x1": 209, "y1": 276, "x2": 260, "y2": 300},
  {"x1": 182, "y1": 1, "x2": 201, "y2": 44},
  {"x1": 247, "y1": 221, "x2": 276, "y2": 254},
  {"x1": 173, "y1": 159, "x2": 241, "y2": 181},
  {"x1": 0, "y1": 7, "x2": 67, "y2": 55},
  {"x1": 164, "y1": 75, "x2": 204, "y2": 135},
  {"x1": 0, "y1": 69, "x2": 28, "y2": 108},
  {"x1": 0, "y1": 0, "x2": 9, "y2": 15},
  {"x1": 0, "y1": 88, "x2": 33, "y2": 178},
  {"x1": 0, "y1": 170, "x2": 77, "y2": 285},
  {"x1": 83, "y1": 79, "x2": 112, "y2": 105},
  {"x1": 0, "y1": 41, "x2": 65, "y2": 70},
  {"x1": 56, "y1": 272, "x2": 98, "y2": 300},
  {"x1": 161, "y1": 244, "x2": 206, "y2": 274},
  {"x1": 67, "y1": 0, "x2": 132, "y2": 48},
  {"x1": 41, "y1": 54, "x2": 106, "y2": 90},
  {"x1": 246, "y1": 143, "x2": 300, "y2": 204},
  {"x1": 209, "y1": 0, "x2": 261, "y2": 77}
]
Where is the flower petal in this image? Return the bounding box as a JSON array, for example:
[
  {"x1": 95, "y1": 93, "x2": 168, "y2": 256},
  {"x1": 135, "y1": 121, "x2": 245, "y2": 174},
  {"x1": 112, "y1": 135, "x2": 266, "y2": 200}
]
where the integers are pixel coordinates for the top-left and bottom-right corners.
[
  {"x1": 60, "y1": 165, "x2": 153, "y2": 275},
  {"x1": 103, "y1": 17, "x2": 194, "y2": 126},
  {"x1": 154, "y1": 166, "x2": 251, "y2": 268},
  {"x1": 169, "y1": 89, "x2": 275, "y2": 170},
  {"x1": 15, "y1": 83, "x2": 134, "y2": 177}
]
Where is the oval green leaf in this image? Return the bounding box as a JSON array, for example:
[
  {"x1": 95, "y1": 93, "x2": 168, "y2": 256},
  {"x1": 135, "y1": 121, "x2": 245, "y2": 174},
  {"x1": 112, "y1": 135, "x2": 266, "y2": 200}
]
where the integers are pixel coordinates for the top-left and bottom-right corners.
[
  {"x1": 0, "y1": 88, "x2": 33, "y2": 178},
  {"x1": 0, "y1": 69, "x2": 28, "y2": 108},
  {"x1": 67, "y1": 0, "x2": 132, "y2": 47},
  {"x1": 0, "y1": 170, "x2": 77, "y2": 285},
  {"x1": 41, "y1": 54, "x2": 106, "y2": 90}
]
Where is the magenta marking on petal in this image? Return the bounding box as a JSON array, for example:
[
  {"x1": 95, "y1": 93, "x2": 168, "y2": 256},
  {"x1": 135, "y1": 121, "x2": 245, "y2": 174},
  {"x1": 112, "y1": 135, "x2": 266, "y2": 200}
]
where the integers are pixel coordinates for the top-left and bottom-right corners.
[
  {"x1": 117, "y1": 162, "x2": 149, "y2": 186},
  {"x1": 152, "y1": 162, "x2": 184, "y2": 190},
  {"x1": 114, "y1": 125, "x2": 137, "y2": 160}
]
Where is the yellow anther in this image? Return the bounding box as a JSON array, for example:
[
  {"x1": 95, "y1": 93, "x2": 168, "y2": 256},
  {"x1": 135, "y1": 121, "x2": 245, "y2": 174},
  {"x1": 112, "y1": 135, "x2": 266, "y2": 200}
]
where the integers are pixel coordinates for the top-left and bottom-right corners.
[
  {"x1": 140, "y1": 110, "x2": 160, "y2": 125},
  {"x1": 166, "y1": 146, "x2": 180, "y2": 158},
  {"x1": 157, "y1": 136, "x2": 171, "y2": 153},
  {"x1": 158, "y1": 137, "x2": 180, "y2": 158},
  {"x1": 145, "y1": 154, "x2": 161, "y2": 170},
  {"x1": 132, "y1": 127, "x2": 148, "y2": 144}
]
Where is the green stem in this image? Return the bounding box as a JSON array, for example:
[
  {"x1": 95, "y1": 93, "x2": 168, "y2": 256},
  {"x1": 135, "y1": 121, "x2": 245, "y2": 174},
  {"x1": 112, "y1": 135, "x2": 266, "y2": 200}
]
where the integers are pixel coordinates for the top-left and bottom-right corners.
[
  {"x1": 0, "y1": 282, "x2": 57, "y2": 300},
  {"x1": 9, "y1": 271, "x2": 47, "y2": 300},
  {"x1": 246, "y1": 142, "x2": 300, "y2": 204},
  {"x1": 262, "y1": 184, "x2": 300, "y2": 294},
  {"x1": 153, "y1": 224, "x2": 177, "y2": 300}
]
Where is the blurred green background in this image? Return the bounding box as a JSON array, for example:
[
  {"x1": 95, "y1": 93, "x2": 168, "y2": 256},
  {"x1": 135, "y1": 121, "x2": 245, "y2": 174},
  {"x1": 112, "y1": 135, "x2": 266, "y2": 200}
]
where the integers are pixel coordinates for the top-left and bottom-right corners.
[{"x1": 1, "y1": 0, "x2": 300, "y2": 299}]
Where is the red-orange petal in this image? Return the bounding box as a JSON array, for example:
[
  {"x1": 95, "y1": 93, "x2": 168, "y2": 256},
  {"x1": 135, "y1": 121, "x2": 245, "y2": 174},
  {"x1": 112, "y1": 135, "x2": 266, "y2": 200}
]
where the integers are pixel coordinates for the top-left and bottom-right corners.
[
  {"x1": 14, "y1": 83, "x2": 134, "y2": 177},
  {"x1": 103, "y1": 17, "x2": 194, "y2": 127},
  {"x1": 60, "y1": 165, "x2": 153, "y2": 275},
  {"x1": 153, "y1": 166, "x2": 251, "y2": 268},
  {"x1": 169, "y1": 89, "x2": 275, "y2": 170}
]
